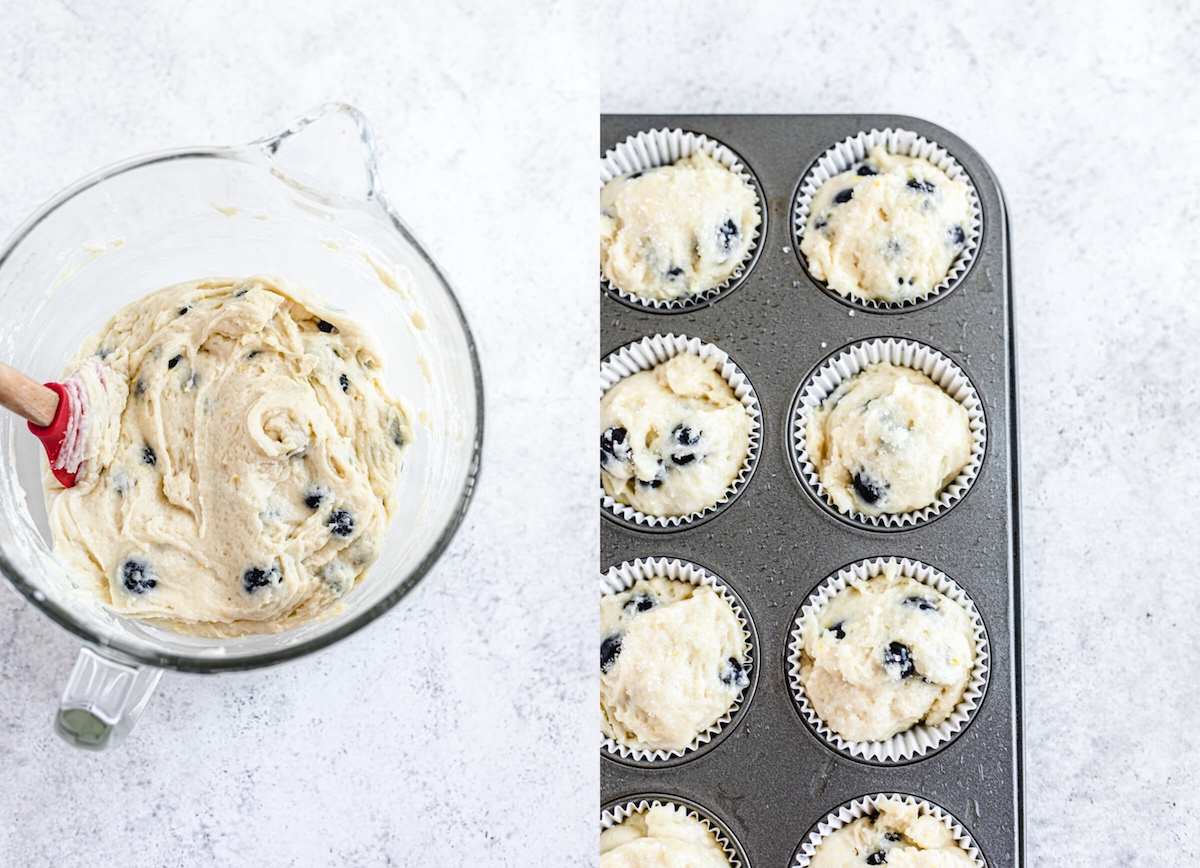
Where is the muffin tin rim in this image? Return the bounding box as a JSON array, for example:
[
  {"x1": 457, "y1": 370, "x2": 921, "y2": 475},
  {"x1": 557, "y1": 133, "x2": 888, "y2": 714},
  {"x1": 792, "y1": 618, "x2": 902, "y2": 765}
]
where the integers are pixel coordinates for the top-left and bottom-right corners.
[
  {"x1": 601, "y1": 792, "x2": 751, "y2": 868},
  {"x1": 789, "y1": 126, "x2": 985, "y2": 313},
  {"x1": 782, "y1": 555, "x2": 992, "y2": 766},
  {"x1": 601, "y1": 111, "x2": 1021, "y2": 868},
  {"x1": 600, "y1": 333, "x2": 763, "y2": 532},
  {"x1": 600, "y1": 555, "x2": 761, "y2": 768},
  {"x1": 600, "y1": 126, "x2": 768, "y2": 314},
  {"x1": 785, "y1": 335, "x2": 989, "y2": 532}
]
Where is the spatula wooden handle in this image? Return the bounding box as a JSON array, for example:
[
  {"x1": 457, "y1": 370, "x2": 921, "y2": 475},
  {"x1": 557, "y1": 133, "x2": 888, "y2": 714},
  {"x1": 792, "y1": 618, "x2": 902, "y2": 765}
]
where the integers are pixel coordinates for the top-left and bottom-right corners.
[{"x1": 0, "y1": 361, "x2": 60, "y2": 428}]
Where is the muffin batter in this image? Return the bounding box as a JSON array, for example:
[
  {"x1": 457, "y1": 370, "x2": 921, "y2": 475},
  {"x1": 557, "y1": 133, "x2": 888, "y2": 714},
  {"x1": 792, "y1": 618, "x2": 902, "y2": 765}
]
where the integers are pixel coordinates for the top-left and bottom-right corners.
[
  {"x1": 601, "y1": 577, "x2": 749, "y2": 752},
  {"x1": 601, "y1": 149, "x2": 760, "y2": 302},
  {"x1": 799, "y1": 563, "x2": 975, "y2": 743},
  {"x1": 810, "y1": 797, "x2": 975, "y2": 867},
  {"x1": 602, "y1": 353, "x2": 752, "y2": 517},
  {"x1": 806, "y1": 362, "x2": 971, "y2": 517},
  {"x1": 45, "y1": 275, "x2": 413, "y2": 637},
  {"x1": 801, "y1": 145, "x2": 970, "y2": 303},
  {"x1": 601, "y1": 804, "x2": 731, "y2": 868}
]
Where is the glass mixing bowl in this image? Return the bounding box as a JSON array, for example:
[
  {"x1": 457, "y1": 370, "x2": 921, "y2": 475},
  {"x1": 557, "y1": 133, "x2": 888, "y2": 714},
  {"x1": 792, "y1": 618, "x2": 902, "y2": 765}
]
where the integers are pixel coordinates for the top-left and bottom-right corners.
[{"x1": 0, "y1": 104, "x2": 483, "y2": 749}]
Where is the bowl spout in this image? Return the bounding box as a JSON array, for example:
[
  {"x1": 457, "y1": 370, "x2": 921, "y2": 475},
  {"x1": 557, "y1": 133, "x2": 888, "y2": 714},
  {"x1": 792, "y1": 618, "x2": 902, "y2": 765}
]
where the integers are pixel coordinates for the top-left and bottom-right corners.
[{"x1": 252, "y1": 102, "x2": 386, "y2": 210}]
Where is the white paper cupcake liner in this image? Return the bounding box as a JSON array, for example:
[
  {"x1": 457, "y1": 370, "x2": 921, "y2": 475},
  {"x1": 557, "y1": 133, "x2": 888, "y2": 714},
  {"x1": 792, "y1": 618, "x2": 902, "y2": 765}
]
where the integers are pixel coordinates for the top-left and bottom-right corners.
[
  {"x1": 601, "y1": 334, "x2": 762, "y2": 530},
  {"x1": 786, "y1": 557, "x2": 989, "y2": 763},
  {"x1": 790, "y1": 337, "x2": 986, "y2": 529},
  {"x1": 791, "y1": 793, "x2": 985, "y2": 867},
  {"x1": 600, "y1": 128, "x2": 766, "y2": 312},
  {"x1": 602, "y1": 795, "x2": 747, "y2": 868},
  {"x1": 601, "y1": 557, "x2": 756, "y2": 764},
  {"x1": 792, "y1": 127, "x2": 982, "y2": 310}
]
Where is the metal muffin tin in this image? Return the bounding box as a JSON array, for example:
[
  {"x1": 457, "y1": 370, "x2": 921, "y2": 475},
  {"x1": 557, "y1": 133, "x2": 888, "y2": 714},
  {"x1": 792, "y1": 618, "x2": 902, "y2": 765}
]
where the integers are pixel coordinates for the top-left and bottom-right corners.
[{"x1": 600, "y1": 114, "x2": 1022, "y2": 867}]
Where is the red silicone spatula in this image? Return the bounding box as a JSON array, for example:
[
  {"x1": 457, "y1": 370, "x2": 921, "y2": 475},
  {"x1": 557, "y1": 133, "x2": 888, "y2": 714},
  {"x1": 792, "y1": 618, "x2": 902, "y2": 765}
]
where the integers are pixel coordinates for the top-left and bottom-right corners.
[{"x1": 0, "y1": 361, "x2": 79, "y2": 487}]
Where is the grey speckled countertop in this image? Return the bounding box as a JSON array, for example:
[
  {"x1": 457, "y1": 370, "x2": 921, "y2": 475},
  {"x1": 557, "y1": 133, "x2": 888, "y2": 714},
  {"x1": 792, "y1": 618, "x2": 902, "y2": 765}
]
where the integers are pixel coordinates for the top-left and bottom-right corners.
[
  {"x1": 602, "y1": 3, "x2": 1200, "y2": 865},
  {"x1": 0, "y1": 3, "x2": 595, "y2": 866},
  {"x1": 3, "y1": 2, "x2": 1199, "y2": 865}
]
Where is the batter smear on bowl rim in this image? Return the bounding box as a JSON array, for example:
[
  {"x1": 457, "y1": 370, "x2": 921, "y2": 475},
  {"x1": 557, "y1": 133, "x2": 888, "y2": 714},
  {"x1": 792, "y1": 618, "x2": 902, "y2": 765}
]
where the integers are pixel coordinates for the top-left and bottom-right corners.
[{"x1": 43, "y1": 275, "x2": 413, "y2": 637}]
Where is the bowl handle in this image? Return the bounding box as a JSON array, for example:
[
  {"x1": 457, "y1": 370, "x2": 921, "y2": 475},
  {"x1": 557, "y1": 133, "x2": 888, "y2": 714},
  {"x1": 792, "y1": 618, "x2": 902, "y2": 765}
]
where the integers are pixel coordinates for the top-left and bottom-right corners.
[{"x1": 54, "y1": 647, "x2": 162, "y2": 751}]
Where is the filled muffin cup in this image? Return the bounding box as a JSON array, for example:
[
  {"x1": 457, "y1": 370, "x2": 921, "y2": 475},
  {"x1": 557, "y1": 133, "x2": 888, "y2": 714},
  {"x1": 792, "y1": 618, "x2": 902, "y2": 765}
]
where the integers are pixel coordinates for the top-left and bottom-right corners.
[
  {"x1": 790, "y1": 792, "x2": 986, "y2": 867},
  {"x1": 792, "y1": 127, "x2": 982, "y2": 311},
  {"x1": 602, "y1": 794, "x2": 749, "y2": 868},
  {"x1": 601, "y1": 333, "x2": 762, "y2": 531},
  {"x1": 601, "y1": 557, "x2": 757, "y2": 766},
  {"x1": 789, "y1": 337, "x2": 986, "y2": 530},
  {"x1": 600, "y1": 128, "x2": 766, "y2": 313},
  {"x1": 786, "y1": 557, "x2": 989, "y2": 764}
]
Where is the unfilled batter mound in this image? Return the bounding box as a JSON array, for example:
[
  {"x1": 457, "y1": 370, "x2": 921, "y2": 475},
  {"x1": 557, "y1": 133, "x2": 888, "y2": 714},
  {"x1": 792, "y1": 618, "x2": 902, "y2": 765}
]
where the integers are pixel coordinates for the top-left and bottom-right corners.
[
  {"x1": 799, "y1": 563, "x2": 975, "y2": 744},
  {"x1": 601, "y1": 577, "x2": 749, "y2": 753},
  {"x1": 601, "y1": 804, "x2": 732, "y2": 868},
  {"x1": 45, "y1": 275, "x2": 413, "y2": 637},
  {"x1": 601, "y1": 353, "x2": 752, "y2": 518},
  {"x1": 601, "y1": 149, "x2": 760, "y2": 302},
  {"x1": 801, "y1": 145, "x2": 971, "y2": 304},
  {"x1": 809, "y1": 797, "x2": 975, "y2": 867},
  {"x1": 805, "y1": 362, "x2": 972, "y2": 517}
]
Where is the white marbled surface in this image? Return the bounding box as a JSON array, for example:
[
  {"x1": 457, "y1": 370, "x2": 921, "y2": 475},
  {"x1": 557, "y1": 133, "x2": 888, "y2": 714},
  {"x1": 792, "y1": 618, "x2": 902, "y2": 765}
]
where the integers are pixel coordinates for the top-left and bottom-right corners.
[
  {"x1": 0, "y1": 3, "x2": 596, "y2": 866},
  {"x1": 602, "y1": 3, "x2": 1200, "y2": 864}
]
